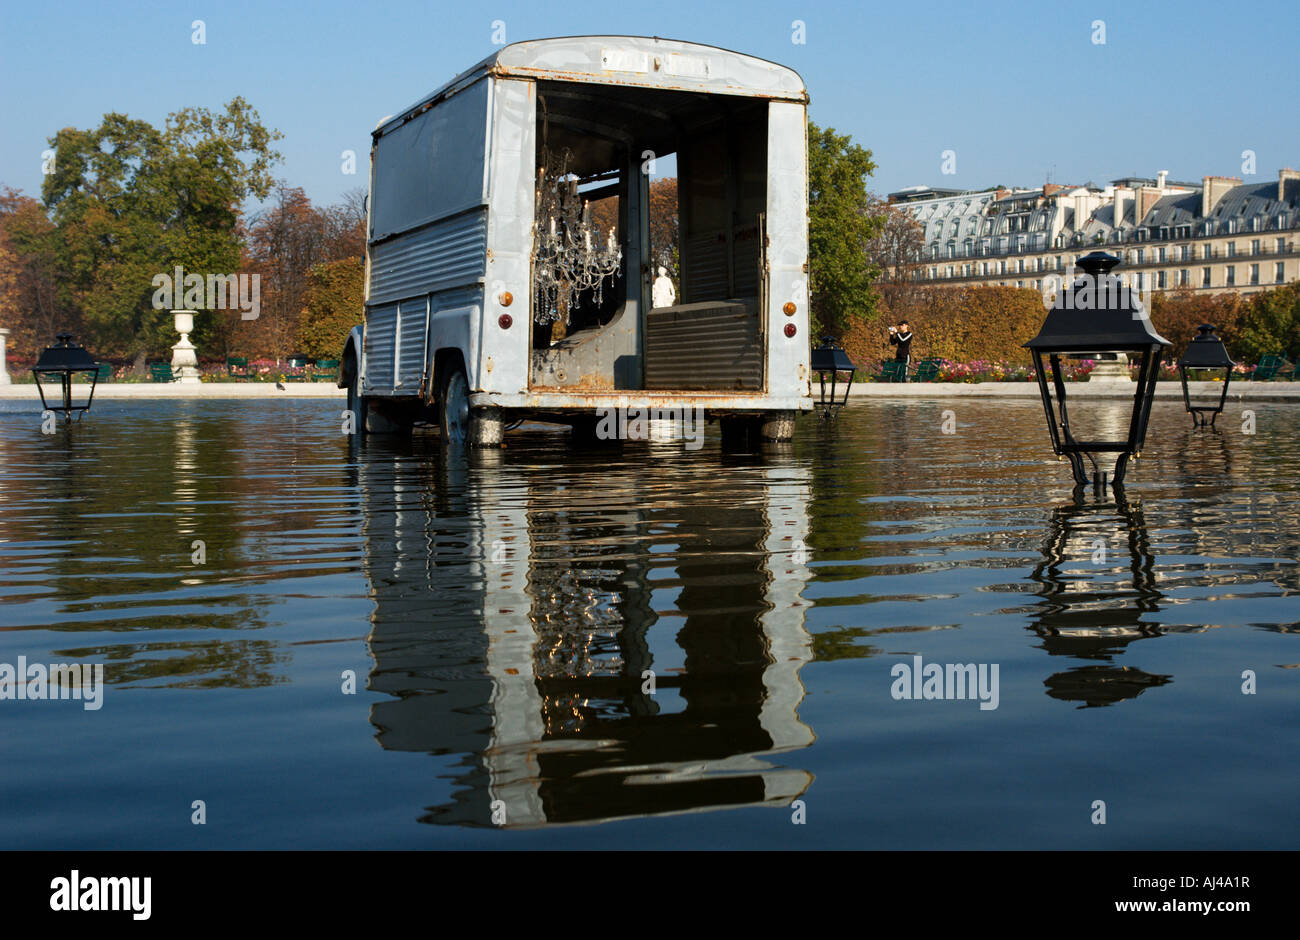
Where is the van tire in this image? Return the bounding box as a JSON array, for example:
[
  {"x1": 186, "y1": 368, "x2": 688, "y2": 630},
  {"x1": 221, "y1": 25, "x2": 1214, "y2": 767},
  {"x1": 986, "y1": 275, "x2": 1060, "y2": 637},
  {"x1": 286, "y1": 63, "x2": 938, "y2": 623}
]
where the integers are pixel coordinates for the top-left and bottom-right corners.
[
  {"x1": 366, "y1": 400, "x2": 411, "y2": 435},
  {"x1": 471, "y1": 407, "x2": 504, "y2": 448},
  {"x1": 345, "y1": 356, "x2": 367, "y2": 439},
  {"x1": 439, "y1": 364, "x2": 471, "y2": 445},
  {"x1": 439, "y1": 362, "x2": 501, "y2": 447},
  {"x1": 759, "y1": 411, "x2": 797, "y2": 442}
]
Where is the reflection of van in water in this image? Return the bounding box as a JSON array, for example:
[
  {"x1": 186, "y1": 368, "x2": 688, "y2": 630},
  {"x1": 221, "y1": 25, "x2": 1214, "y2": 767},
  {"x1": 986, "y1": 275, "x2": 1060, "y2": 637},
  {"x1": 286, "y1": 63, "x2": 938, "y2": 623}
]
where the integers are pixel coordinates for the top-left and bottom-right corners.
[
  {"x1": 340, "y1": 37, "x2": 812, "y2": 446},
  {"x1": 359, "y1": 444, "x2": 814, "y2": 827}
]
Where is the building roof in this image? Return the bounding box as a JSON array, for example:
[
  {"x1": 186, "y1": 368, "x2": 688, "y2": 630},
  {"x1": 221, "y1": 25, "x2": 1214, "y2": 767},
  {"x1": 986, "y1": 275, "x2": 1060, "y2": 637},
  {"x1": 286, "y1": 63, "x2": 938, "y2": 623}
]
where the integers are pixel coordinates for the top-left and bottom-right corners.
[
  {"x1": 1141, "y1": 191, "x2": 1202, "y2": 228},
  {"x1": 1208, "y1": 180, "x2": 1293, "y2": 219}
]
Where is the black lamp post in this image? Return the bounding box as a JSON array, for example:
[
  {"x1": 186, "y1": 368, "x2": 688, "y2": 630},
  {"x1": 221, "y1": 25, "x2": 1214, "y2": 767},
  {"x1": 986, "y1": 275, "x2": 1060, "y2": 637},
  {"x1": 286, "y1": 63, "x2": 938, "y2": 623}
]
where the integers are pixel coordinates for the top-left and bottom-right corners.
[
  {"x1": 1024, "y1": 252, "x2": 1171, "y2": 489},
  {"x1": 811, "y1": 335, "x2": 855, "y2": 419},
  {"x1": 32, "y1": 333, "x2": 101, "y2": 419},
  {"x1": 1177, "y1": 324, "x2": 1234, "y2": 428}
]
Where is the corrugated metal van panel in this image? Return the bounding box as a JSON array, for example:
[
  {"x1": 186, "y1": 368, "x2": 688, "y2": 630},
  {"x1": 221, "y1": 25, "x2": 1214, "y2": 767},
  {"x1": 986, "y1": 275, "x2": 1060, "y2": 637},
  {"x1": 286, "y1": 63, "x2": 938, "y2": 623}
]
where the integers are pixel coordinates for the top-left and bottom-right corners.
[
  {"x1": 644, "y1": 301, "x2": 762, "y2": 390},
  {"x1": 396, "y1": 297, "x2": 429, "y2": 390},
  {"x1": 363, "y1": 303, "x2": 398, "y2": 392},
  {"x1": 683, "y1": 230, "x2": 729, "y2": 301},
  {"x1": 368, "y1": 210, "x2": 488, "y2": 305}
]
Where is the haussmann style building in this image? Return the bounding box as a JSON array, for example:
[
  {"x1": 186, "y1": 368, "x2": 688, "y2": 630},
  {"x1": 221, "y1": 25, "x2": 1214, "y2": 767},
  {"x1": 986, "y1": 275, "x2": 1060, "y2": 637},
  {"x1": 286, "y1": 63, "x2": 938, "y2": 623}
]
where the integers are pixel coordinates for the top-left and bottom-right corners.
[{"x1": 890, "y1": 168, "x2": 1300, "y2": 296}]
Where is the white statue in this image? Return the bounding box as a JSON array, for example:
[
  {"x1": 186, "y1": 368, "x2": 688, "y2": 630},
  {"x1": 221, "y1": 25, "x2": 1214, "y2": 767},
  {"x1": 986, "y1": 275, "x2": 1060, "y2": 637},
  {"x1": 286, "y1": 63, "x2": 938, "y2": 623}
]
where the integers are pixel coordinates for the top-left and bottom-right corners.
[
  {"x1": 170, "y1": 310, "x2": 202, "y2": 384},
  {"x1": 652, "y1": 266, "x2": 676, "y2": 309}
]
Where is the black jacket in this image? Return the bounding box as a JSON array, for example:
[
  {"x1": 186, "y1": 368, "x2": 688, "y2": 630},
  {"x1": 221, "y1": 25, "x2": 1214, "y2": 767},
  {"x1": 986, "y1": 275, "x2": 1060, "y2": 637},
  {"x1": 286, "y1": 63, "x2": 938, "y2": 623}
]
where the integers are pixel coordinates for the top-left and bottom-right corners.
[{"x1": 889, "y1": 330, "x2": 913, "y2": 361}]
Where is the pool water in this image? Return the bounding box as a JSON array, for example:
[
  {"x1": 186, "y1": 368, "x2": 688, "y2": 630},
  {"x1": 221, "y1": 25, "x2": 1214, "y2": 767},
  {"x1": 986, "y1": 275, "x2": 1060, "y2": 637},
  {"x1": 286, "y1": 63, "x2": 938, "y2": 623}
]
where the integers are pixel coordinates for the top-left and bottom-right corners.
[{"x1": 0, "y1": 397, "x2": 1296, "y2": 848}]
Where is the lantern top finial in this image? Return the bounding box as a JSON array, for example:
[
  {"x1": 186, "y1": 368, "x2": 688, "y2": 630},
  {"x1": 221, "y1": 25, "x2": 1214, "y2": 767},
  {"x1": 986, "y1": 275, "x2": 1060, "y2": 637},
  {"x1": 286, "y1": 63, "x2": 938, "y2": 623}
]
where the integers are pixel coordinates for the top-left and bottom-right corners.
[
  {"x1": 34, "y1": 332, "x2": 98, "y2": 373},
  {"x1": 1024, "y1": 252, "x2": 1171, "y2": 353},
  {"x1": 1178, "y1": 323, "x2": 1234, "y2": 369},
  {"x1": 1075, "y1": 251, "x2": 1120, "y2": 278},
  {"x1": 811, "y1": 335, "x2": 854, "y2": 373}
]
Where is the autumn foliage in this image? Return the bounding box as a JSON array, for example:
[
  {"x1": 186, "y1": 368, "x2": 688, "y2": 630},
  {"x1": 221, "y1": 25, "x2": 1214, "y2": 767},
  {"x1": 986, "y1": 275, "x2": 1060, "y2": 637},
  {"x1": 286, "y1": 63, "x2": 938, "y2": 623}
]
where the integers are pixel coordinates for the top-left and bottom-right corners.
[
  {"x1": 841, "y1": 281, "x2": 1300, "y2": 371},
  {"x1": 842, "y1": 285, "x2": 1047, "y2": 367},
  {"x1": 297, "y1": 256, "x2": 365, "y2": 361}
]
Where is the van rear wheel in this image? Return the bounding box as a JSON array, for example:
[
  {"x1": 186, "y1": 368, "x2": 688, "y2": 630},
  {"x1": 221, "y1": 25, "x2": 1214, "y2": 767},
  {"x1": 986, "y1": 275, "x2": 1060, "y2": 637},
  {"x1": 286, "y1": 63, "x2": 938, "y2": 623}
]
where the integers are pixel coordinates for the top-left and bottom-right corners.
[
  {"x1": 759, "y1": 411, "x2": 797, "y2": 442},
  {"x1": 720, "y1": 411, "x2": 797, "y2": 448},
  {"x1": 440, "y1": 366, "x2": 471, "y2": 444},
  {"x1": 439, "y1": 365, "x2": 503, "y2": 447},
  {"x1": 345, "y1": 357, "x2": 366, "y2": 439}
]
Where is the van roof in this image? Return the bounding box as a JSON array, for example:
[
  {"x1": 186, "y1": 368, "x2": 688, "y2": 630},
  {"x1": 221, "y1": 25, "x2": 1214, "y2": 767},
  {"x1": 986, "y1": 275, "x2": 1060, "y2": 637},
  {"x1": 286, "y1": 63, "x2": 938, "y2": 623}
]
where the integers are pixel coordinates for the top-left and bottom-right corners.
[{"x1": 375, "y1": 35, "x2": 808, "y2": 139}]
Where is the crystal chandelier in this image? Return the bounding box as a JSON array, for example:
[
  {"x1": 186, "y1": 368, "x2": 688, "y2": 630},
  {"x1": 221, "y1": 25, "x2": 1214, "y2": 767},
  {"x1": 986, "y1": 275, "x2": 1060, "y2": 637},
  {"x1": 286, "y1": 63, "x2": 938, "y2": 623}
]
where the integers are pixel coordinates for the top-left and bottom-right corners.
[{"x1": 532, "y1": 145, "x2": 623, "y2": 326}]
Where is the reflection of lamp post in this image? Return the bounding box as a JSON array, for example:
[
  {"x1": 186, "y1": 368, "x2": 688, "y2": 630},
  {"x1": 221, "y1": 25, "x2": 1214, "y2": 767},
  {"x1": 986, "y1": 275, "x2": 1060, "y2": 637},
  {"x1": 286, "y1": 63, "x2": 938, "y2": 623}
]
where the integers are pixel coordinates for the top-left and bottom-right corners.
[
  {"x1": 811, "y1": 335, "x2": 855, "y2": 419},
  {"x1": 1026, "y1": 491, "x2": 1171, "y2": 707},
  {"x1": 1178, "y1": 324, "x2": 1234, "y2": 428},
  {"x1": 0, "y1": 327, "x2": 11, "y2": 385},
  {"x1": 171, "y1": 309, "x2": 201, "y2": 385},
  {"x1": 1024, "y1": 252, "x2": 1171, "y2": 489}
]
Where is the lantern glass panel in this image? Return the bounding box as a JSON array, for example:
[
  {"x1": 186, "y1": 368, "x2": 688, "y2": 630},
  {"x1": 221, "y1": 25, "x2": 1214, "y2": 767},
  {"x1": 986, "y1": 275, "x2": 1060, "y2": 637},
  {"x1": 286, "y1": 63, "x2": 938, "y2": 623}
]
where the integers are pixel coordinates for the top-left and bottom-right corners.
[
  {"x1": 1176, "y1": 324, "x2": 1234, "y2": 427},
  {"x1": 31, "y1": 333, "x2": 100, "y2": 418},
  {"x1": 811, "y1": 336, "x2": 855, "y2": 417}
]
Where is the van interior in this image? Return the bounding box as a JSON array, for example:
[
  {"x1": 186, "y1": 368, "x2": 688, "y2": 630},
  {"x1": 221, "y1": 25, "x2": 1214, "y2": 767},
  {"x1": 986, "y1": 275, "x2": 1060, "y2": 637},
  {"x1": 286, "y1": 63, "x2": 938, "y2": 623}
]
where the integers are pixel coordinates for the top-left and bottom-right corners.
[{"x1": 530, "y1": 80, "x2": 768, "y2": 392}]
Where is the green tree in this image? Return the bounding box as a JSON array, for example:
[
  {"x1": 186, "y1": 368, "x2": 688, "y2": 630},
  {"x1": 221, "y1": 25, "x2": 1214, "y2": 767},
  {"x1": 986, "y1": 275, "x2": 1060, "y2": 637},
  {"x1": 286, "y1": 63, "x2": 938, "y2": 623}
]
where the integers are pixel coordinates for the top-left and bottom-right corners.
[
  {"x1": 298, "y1": 256, "x2": 365, "y2": 361},
  {"x1": 41, "y1": 98, "x2": 281, "y2": 359},
  {"x1": 807, "y1": 121, "x2": 882, "y2": 337},
  {"x1": 1235, "y1": 283, "x2": 1300, "y2": 363}
]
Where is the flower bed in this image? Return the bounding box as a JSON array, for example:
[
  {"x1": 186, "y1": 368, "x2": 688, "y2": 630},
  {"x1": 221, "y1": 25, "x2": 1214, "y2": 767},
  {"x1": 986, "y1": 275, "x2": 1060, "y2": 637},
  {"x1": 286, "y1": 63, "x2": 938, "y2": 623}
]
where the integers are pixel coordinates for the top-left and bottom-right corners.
[{"x1": 857, "y1": 358, "x2": 1095, "y2": 382}]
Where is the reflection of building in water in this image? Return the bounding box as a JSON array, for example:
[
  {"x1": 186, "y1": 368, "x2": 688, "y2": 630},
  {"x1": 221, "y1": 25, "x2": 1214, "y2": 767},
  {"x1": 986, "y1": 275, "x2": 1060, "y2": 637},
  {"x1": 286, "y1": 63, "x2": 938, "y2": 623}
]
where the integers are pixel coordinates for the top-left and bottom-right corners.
[
  {"x1": 1027, "y1": 492, "x2": 1172, "y2": 707},
  {"x1": 359, "y1": 442, "x2": 814, "y2": 827}
]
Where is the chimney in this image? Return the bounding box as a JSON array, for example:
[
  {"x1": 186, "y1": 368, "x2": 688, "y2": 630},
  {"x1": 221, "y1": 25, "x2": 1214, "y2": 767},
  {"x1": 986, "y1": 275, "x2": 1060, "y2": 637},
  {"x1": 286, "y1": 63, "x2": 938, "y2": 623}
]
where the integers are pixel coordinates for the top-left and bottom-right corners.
[
  {"x1": 1202, "y1": 175, "x2": 1239, "y2": 217},
  {"x1": 1043, "y1": 183, "x2": 1063, "y2": 198},
  {"x1": 1137, "y1": 186, "x2": 1162, "y2": 222},
  {"x1": 994, "y1": 187, "x2": 1009, "y2": 201},
  {"x1": 1156, "y1": 169, "x2": 1169, "y2": 189},
  {"x1": 1280, "y1": 168, "x2": 1300, "y2": 203},
  {"x1": 1113, "y1": 188, "x2": 1132, "y2": 226}
]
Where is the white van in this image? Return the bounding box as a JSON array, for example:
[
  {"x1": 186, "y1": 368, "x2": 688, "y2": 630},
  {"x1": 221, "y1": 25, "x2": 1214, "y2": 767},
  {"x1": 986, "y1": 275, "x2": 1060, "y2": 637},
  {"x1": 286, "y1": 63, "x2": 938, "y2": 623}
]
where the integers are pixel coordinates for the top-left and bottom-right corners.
[{"x1": 340, "y1": 36, "x2": 812, "y2": 445}]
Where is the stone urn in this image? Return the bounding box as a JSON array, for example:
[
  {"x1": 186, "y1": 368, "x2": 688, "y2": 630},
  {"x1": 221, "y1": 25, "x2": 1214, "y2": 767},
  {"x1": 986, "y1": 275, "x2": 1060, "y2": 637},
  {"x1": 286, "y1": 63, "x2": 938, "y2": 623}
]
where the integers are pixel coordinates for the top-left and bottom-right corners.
[
  {"x1": 170, "y1": 310, "x2": 202, "y2": 384},
  {"x1": 1087, "y1": 352, "x2": 1131, "y2": 382}
]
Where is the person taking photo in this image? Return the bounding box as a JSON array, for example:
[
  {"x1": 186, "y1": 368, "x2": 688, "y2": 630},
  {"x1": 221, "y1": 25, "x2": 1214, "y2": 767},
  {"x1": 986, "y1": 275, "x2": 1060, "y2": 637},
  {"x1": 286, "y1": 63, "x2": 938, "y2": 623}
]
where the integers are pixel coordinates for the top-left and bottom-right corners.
[{"x1": 888, "y1": 321, "x2": 913, "y2": 381}]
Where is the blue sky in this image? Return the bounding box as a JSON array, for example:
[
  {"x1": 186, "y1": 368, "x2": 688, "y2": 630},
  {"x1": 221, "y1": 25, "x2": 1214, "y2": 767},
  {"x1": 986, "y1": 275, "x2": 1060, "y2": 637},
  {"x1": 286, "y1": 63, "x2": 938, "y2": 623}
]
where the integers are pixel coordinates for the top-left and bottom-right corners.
[{"x1": 2, "y1": 0, "x2": 1296, "y2": 211}]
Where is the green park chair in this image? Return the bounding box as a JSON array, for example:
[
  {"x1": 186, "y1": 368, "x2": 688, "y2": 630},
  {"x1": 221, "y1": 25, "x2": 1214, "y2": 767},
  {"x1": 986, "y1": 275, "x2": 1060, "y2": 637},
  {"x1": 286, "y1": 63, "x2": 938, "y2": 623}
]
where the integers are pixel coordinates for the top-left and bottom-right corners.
[
  {"x1": 311, "y1": 359, "x2": 339, "y2": 383},
  {"x1": 94, "y1": 362, "x2": 113, "y2": 382},
  {"x1": 912, "y1": 357, "x2": 943, "y2": 382},
  {"x1": 226, "y1": 356, "x2": 251, "y2": 380},
  {"x1": 1252, "y1": 354, "x2": 1290, "y2": 381},
  {"x1": 875, "y1": 360, "x2": 907, "y2": 383},
  {"x1": 149, "y1": 361, "x2": 176, "y2": 382},
  {"x1": 282, "y1": 355, "x2": 310, "y2": 382}
]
